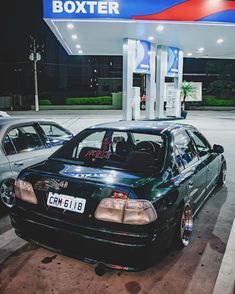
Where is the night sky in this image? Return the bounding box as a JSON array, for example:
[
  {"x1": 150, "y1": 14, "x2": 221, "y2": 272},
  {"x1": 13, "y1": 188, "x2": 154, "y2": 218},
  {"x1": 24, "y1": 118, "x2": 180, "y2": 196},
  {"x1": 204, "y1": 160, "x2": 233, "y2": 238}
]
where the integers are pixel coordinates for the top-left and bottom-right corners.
[{"x1": 0, "y1": 0, "x2": 59, "y2": 63}]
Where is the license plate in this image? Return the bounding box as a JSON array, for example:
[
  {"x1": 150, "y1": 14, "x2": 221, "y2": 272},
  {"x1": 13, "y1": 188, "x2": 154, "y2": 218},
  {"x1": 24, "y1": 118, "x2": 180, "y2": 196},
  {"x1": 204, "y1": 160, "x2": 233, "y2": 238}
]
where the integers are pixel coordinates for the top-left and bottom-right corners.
[{"x1": 47, "y1": 192, "x2": 86, "y2": 214}]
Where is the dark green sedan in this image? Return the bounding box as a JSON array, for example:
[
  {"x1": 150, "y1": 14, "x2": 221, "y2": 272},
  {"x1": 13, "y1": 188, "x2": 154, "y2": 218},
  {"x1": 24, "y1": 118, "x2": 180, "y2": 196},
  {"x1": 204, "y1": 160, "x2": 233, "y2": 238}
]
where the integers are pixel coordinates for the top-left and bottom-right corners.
[{"x1": 9, "y1": 121, "x2": 226, "y2": 271}]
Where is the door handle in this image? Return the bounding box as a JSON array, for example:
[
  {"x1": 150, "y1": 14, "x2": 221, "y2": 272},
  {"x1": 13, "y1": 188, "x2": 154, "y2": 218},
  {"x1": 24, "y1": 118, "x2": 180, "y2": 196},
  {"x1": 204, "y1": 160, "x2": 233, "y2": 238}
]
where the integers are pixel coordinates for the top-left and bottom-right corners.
[
  {"x1": 188, "y1": 181, "x2": 194, "y2": 189},
  {"x1": 14, "y1": 162, "x2": 24, "y2": 167}
]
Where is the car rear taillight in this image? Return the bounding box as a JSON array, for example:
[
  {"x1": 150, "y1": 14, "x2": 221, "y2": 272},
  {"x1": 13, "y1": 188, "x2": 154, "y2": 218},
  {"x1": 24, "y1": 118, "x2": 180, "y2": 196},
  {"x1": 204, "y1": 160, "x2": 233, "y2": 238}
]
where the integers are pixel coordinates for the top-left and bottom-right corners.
[
  {"x1": 123, "y1": 199, "x2": 157, "y2": 225},
  {"x1": 95, "y1": 196, "x2": 157, "y2": 225},
  {"x1": 15, "y1": 179, "x2": 38, "y2": 205},
  {"x1": 95, "y1": 198, "x2": 126, "y2": 224}
]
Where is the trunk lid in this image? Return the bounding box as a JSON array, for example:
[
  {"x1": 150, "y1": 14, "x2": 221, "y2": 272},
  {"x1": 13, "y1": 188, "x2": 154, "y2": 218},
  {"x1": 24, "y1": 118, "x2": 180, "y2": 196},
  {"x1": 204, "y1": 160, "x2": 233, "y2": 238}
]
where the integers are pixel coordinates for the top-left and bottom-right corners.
[{"x1": 25, "y1": 159, "x2": 156, "y2": 223}]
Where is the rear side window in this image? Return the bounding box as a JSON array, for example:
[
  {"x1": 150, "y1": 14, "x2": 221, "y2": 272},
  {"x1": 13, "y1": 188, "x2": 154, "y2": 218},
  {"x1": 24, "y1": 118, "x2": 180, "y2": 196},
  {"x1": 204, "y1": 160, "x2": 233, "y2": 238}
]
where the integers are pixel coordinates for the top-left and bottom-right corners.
[
  {"x1": 4, "y1": 125, "x2": 44, "y2": 155},
  {"x1": 174, "y1": 131, "x2": 198, "y2": 169},
  {"x1": 3, "y1": 135, "x2": 16, "y2": 155}
]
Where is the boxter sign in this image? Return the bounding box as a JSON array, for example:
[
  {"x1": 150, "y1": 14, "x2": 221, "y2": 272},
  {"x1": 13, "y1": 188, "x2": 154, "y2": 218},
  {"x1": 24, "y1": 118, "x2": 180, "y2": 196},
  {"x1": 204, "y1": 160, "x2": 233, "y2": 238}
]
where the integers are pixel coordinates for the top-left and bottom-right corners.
[
  {"x1": 52, "y1": 1, "x2": 120, "y2": 15},
  {"x1": 44, "y1": 0, "x2": 235, "y2": 23}
]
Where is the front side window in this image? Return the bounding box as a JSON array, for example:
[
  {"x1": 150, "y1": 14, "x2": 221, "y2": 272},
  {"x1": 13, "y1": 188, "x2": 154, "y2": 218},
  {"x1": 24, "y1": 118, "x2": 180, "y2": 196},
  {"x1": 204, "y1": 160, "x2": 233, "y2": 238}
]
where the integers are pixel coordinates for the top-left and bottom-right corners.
[
  {"x1": 5, "y1": 125, "x2": 44, "y2": 154},
  {"x1": 188, "y1": 129, "x2": 211, "y2": 156},
  {"x1": 174, "y1": 131, "x2": 198, "y2": 169},
  {"x1": 52, "y1": 129, "x2": 166, "y2": 173}
]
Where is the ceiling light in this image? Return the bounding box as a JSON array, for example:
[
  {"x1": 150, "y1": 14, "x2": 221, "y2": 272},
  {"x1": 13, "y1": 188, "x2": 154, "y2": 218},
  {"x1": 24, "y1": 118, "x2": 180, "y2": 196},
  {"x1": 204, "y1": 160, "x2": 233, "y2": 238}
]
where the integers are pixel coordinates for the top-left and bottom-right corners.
[
  {"x1": 198, "y1": 47, "x2": 204, "y2": 52},
  {"x1": 187, "y1": 53, "x2": 192, "y2": 57},
  {"x1": 209, "y1": 0, "x2": 222, "y2": 5},
  {"x1": 148, "y1": 36, "x2": 154, "y2": 41},
  {"x1": 67, "y1": 23, "x2": 74, "y2": 29},
  {"x1": 76, "y1": 44, "x2": 81, "y2": 49},
  {"x1": 217, "y1": 38, "x2": 224, "y2": 44},
  {"x1": 78, "y1": 50, "x2": 83, "y2": 54},
  {"x1": 156, "y1": 25, "x2": 164, "y2": 32},
  {"x1": 71, "y1": 34, "x2": 78, "y2": 40}
]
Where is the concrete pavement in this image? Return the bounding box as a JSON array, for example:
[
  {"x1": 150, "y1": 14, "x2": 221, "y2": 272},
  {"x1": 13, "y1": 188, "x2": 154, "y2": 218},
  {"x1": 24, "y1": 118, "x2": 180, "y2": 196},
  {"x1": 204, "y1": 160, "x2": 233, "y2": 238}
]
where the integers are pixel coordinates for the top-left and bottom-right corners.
[
  {"x1": 0, "y1": 229, "x2": 26, "y2": 265},
  {"x1": 213, "y1": 218, "x2": 235, "y2": 294}
]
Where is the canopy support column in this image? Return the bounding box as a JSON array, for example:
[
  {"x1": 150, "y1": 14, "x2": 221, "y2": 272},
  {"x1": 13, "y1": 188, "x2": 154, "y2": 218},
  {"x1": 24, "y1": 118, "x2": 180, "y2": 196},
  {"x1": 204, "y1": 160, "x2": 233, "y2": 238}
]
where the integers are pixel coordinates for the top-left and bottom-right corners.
[
  {"x1": 156, "y1": 45, "x2": 167, "y2": 119},
  {"x1": 146, "y1": 43, "x2": 156, "y2": 120},
  {"x1": 122, "y1": 38, "x2": 135, "y2": 121}
]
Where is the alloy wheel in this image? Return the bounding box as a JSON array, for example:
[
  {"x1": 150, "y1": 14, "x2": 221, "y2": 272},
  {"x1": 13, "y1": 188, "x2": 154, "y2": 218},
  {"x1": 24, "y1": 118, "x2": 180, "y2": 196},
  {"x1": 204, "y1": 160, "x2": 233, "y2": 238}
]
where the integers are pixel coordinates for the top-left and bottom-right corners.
[
  {"x1": 180, "y1": 204, "x2": 193, "y2": 247},
  {"x1": 0, "y1": 180, "x2": 15, "y2": 208},
  {"x1": 218, "y1": 163, "x2": 227, "y2": 187},
  {"x1": 222, "y1": 165, "x2": 227, "y2": 185}
]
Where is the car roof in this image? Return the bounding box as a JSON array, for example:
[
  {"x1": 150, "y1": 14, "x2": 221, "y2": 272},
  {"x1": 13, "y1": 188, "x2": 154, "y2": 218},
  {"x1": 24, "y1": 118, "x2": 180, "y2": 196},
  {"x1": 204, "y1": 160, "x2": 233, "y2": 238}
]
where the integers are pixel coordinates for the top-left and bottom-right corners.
[
  {"x1": 89, "y1": 120, "x2": 192, "y2": 133},
  {"x1": 0, "y1": 117, "x2": 70, "y2": 140},
  {"x1": 0, "y1": 117, "x2": 56, "y2": 126}
]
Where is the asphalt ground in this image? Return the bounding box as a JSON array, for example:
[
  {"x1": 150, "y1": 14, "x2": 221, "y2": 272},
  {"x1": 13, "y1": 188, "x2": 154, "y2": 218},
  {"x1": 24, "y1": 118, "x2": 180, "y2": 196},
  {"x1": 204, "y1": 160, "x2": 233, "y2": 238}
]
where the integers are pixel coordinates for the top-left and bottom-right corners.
[
  {"x1": 0, "y1": 110, "x2": 235, "y2": 294},
  {"x1": 0, "y1": 215, "x2": 11, "y2": 235}
]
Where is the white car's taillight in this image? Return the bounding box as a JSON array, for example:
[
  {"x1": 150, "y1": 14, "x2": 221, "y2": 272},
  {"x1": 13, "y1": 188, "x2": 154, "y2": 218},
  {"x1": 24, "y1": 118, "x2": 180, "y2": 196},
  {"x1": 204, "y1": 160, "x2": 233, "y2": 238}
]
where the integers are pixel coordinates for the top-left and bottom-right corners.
[
  {"x1": 95, "y1": 197, "x2": 157, "y2": 225},
  {"x1": 15, "y1": 179, "x2": 38, "y2": 205}
]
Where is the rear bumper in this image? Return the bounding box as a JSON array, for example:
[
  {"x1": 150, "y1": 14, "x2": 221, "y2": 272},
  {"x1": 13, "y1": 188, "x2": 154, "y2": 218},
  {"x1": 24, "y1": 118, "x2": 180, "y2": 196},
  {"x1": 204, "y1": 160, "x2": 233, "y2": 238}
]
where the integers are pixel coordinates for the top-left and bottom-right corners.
[{"x1": 10, "y1": 206, "x2": 172, "y2": 271}]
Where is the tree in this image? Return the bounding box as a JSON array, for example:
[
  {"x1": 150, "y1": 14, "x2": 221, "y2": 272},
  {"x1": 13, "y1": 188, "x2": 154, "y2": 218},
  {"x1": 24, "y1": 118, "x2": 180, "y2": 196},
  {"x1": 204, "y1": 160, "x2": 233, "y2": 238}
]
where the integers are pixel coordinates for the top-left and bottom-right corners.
[{"x1": 181, "y1": 81, "x2": 193, "y2": 110}]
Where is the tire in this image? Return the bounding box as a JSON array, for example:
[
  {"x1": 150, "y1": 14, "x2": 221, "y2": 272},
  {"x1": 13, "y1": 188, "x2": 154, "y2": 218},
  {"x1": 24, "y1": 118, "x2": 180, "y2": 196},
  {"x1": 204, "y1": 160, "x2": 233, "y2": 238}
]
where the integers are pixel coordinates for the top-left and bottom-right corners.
[
  {"x1": 0, "y1": 179, "x2": 15, "y2": 209},
  {"x1": 140, "y1": 102, "x2": 146, "y2": 111},
  {"x1": 217, "y1": 162, "x2": 227, "y2": 187},
  {"x1": 175, "y1": 203, "x2": 194, "y2": 249}
]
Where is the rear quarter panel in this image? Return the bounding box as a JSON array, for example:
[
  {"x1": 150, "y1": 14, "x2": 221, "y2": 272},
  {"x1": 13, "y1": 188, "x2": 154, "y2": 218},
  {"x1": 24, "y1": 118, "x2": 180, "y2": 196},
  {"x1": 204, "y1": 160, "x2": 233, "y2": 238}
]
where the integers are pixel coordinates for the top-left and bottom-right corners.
[
  {"x1": 6, "y1": 147, "x2": 61, "y2": 179},
  {"x1": 0, "y1": 150, "x2": 13, "y2": 182}
]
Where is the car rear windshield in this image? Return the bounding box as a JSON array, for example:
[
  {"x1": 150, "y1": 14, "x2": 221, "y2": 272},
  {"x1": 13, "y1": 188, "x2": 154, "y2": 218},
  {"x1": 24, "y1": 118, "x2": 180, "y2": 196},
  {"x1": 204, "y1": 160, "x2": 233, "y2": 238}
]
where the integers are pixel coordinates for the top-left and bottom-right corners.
[{"x1": 51, "y1": 129, "x2": 166, "y2": 173}]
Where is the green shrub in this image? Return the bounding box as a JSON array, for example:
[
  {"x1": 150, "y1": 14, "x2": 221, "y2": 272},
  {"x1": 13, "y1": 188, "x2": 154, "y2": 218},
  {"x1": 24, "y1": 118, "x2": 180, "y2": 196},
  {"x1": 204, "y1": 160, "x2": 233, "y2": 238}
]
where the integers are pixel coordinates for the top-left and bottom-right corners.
[
  {"x1": 39, "y1": 99, "x2": 52, "y2": 105},
  {"x1": 202, "y1": 96, "x2": 235, "y2": 106},
  {"x1": 65, "y1": 97, "x2": 112, "y2": 105}
]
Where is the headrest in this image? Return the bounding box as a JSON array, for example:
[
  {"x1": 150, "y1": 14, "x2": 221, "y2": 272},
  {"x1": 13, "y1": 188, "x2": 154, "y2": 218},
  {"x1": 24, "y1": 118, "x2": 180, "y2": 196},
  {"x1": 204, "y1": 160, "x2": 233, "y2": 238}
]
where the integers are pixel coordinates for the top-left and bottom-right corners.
[
  {"x1": 116, "y1": 141, "x2": 131, "y2": 157},
  {"x1": 113, "y1": 136, "x2": 125, "y2": 143}
]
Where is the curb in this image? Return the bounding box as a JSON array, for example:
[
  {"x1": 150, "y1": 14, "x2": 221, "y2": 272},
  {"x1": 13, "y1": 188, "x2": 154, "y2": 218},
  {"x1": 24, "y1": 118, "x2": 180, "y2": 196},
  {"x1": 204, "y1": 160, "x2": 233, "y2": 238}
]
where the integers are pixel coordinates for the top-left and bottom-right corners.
[{"x1": 213, "y1": 218, "x2": 235, "y2": 294}]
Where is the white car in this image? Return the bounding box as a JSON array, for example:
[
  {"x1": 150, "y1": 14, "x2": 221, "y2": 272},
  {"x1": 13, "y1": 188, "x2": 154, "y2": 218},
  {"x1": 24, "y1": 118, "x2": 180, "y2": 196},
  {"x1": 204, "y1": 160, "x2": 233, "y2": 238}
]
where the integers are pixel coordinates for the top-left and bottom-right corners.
[
  {"x1": 0, "y1": 117, "x2": 73, "y2": 209},
  {"x1": 0, "y1": 111, "x2": 10, "y2": 117}
]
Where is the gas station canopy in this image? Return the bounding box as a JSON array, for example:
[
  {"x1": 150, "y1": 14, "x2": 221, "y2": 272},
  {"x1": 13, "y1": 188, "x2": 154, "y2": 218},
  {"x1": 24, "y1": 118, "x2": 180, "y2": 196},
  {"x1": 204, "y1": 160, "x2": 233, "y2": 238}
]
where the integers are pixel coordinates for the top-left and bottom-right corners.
[
  {"x1": 43, "y1": 0, "x2": 235, "y2": 58},
  {"x1": 43, "y1": 0, "x2": 235, "y2": 120}
]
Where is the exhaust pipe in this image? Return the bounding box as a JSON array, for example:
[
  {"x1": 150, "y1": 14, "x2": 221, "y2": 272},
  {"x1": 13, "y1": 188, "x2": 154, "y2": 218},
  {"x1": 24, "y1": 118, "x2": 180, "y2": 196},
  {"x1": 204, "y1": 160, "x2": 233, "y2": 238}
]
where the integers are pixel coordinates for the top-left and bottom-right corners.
[{"x1": 95, "y1": 263, "x2": 108, "y2": 276}]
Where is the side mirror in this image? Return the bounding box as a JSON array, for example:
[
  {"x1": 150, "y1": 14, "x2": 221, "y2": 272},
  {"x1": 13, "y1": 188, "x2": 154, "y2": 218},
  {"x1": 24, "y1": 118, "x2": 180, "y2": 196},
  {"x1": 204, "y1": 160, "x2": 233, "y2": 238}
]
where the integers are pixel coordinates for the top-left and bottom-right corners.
[
  {"x1": 45, "y1": 140, "x2": 52, "y2": 148},
  {"x1": 213, "y1": 144, "x2": 224, "y2": 154}
]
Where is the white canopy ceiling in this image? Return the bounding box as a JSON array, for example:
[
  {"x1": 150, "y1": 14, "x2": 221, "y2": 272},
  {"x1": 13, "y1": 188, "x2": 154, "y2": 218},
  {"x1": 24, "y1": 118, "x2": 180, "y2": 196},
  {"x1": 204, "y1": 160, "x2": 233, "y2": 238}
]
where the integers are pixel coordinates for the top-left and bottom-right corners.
[{"x1": 44, "y1": 19, "x2": 235, "y2": 58}]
